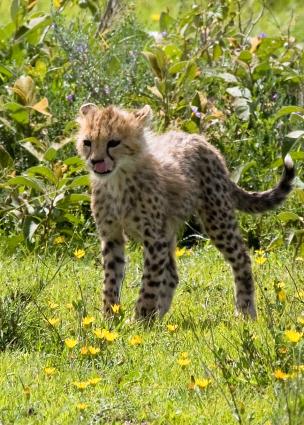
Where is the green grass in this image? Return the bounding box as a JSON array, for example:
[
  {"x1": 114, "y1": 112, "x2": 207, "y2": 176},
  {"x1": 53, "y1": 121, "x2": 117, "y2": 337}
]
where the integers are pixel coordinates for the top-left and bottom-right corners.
[
  {"x1": 1, "y1": 243, "x2": 304, "y2": 424},
  {"x1": 1, "y1": 0, "x2": 304, "y2": 39}
]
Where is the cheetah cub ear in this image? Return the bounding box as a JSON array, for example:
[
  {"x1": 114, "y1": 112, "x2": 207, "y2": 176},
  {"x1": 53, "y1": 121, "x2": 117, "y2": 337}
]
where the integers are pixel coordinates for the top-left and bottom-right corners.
[
  {"x1": 133, "y1": 105, "x2": 152, "y2": 128},
  {"x1": 79, "y1": 103, "x2": 99, "y2": 117}
]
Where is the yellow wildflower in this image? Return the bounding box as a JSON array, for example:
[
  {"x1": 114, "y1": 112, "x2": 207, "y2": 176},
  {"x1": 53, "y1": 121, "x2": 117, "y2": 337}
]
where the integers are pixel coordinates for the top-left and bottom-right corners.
[
  {"x1": 53, "y1": 0, "x2": 63, "y2": 8},
  {"x1": 66, "y1": 303, "x2": 74, "y2": 310},
  {"x1": 54, "y1": 235, "x2": 65, "y2": 245},
  {"x1": 72, "y1": 381, "x2": 89, "y2": 390},
  {"x1": 88, "y1": 346, "x2": 100, "y2": 355},
  {"x1": 80, "y1": 346, "x2": 89, "y2": 355},
  {"x1": 255, "y1": 256, "x2": 267, "y2": 265},
  {"x1": 76, "y1": 402, "x2": 88, "y2": 410},
  {"x1": 167, "y1": 324, "x2": 178, "y2": 332},
  {"x1": 129, "y1": 335, "x2": 143, "y2": 346},
  {"x1": 111, "y1": 304, "x2": 121, "y2": 314},
  {"x1": 195, "y1": 378, "x2": 211, "y2": 389},
  {"x1": 175, "y1": 247, "x2": 187, "y2": 257},
  {"x1": 47, "y1": 318, "x2": 60, "y2": 326},
  {"x1": 297, "y1": 316, "x2": 304, "y2": 326},
  {"x1": 74, "y1": 248, "x2": 85, "y2": 259},
  {"x1": 93, "y1": 328, "x2": 104, "y2": 339},
  {"x1": 88, "y1": 377, "x2": 101, "y2": 385},
  {"x1": 44, "y1": 367, "x2": 56, "y2": 376},
  {"x1": 298, "y1": 291, "x2": 304, "y2": 299},
  {"x1": 48, "y1": 301, "x2": 59, "y2": 309},
  {"x1": 23, "y1": 386, "x2": 31, "y2": 398},
  {"x1": 65, "y1": 338, "x2": 78, "y2": 349},
  {"x1": 151, "y1": 13, "x2": 160, "y2": 21},
  {"x1": 285, "y1": 330, "x2": 302, "y2": 343},
  {"x1": 94, "y1": 328, "x2": 118, "y2": 342},
  {"x1": 277, "y1": 290, "x2": 286, "y2": 303},
  {"x1": 177, "y1": 357, "x2": 191, "y2": 366},
  {"x1": 274, "y1": 369, "x2": 290, "y2": 380},
  {"x1": 82, "y1": 316, "x2": 95, "y2": 326},
  {"x1": 293, "y1": 365, "x2": 304, "y2": 373},
  {"x1": 104, "y1": 330, "x2": 118, "y2": 342}
]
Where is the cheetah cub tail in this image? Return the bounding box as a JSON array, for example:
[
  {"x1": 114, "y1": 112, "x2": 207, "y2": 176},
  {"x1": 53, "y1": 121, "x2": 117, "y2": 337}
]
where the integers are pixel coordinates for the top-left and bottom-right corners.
[{"x1": 231, "y1": 154, "x2": 295, "y2": 213}]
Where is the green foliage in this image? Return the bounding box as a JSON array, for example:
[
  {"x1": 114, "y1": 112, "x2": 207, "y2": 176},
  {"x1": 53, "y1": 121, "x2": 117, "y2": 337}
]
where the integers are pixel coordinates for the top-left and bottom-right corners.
[
  {"x1": 0, "y1": 0, "x2": 303, "y2": 256},
  {"x1": 141, "y1": 2, "x2": 304, "y2": 256}
]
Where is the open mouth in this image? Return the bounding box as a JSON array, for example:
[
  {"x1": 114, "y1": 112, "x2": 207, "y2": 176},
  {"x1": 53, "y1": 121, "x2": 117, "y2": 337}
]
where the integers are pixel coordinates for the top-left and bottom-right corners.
[{"x1": 93, "y1": 160, "x2": 114, "y2": 175}]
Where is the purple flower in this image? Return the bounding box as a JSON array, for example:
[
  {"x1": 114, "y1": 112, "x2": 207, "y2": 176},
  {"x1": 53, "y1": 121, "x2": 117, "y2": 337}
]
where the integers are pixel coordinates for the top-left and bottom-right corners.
[
  {"x1": 191, "y1": 105, "x2": 201, "y2": 118},
  {"x1": 271, "y1": 93, "x2": 278, "y2": 101},
  {"x1": 258, "y1": 32, "x2": 267, "y2": 39},
  {"x1": 66, "y1": 93, "x2": 75, "y2": 102},
  {"x1": 161, "y1": 31, "x2": 168, "y2": 37}
]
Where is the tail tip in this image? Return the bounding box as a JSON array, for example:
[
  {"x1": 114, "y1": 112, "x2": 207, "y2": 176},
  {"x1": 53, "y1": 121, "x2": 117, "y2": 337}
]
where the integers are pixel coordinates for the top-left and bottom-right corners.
[{"x1": 284, "y1": 154, "x2": 294, "y2": 170}]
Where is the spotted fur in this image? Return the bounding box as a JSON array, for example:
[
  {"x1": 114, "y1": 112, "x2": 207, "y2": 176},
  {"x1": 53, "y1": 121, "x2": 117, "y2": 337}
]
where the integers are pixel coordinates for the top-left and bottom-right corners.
[{"x1": 76, "y1": 104, "x2": 295, "y2": 320}]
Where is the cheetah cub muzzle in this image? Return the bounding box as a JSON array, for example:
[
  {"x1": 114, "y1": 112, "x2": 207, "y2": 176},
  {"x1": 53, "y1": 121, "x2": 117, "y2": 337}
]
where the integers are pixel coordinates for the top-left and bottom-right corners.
[{"x1": 76, "y1": 103, "x2": 295, "y2": 320}]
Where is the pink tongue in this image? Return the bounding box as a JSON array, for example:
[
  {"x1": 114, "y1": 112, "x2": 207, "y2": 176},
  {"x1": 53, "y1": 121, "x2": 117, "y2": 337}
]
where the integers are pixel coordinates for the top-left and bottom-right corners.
[{"x1": 94, "y1": 161, "x2": 109, "y2": 174}]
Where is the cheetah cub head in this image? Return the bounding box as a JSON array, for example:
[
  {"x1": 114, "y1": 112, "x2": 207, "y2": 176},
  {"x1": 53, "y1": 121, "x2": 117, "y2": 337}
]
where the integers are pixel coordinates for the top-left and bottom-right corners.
[{"x1": 76, "y1": 103, "x2": 152, "y2": 180}]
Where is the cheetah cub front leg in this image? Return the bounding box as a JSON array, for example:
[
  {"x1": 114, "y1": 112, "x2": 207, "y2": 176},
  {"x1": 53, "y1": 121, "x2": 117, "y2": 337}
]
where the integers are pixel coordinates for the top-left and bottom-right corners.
[
  {"x1": 100, "y1": 230, "x2": 125, "y2": 316},
  {"x1": 135, "y1": 229, "x2": 178, "y2": 319}
]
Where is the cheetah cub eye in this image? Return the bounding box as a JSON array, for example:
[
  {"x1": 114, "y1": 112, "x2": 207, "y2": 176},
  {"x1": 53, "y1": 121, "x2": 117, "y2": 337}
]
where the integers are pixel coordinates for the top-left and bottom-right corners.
[
  {"x1": 83, "y1": 139, "x2": 91, "y2": 148},
  {"x1": 107, "y1": 140, "x2": 121, "y2": 149}
]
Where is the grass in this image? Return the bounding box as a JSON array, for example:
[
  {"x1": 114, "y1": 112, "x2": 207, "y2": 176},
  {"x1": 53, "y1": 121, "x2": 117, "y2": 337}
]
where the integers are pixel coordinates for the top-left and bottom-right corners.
[{"x1": 1, "y1": 242, "x2": 304, "y2": 424}]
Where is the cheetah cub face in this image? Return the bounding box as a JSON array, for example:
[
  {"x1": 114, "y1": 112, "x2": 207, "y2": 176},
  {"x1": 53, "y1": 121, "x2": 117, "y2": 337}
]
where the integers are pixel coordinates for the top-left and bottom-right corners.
[{"x1": 76, "y1": 103, "x2": 152, "y2": 181}]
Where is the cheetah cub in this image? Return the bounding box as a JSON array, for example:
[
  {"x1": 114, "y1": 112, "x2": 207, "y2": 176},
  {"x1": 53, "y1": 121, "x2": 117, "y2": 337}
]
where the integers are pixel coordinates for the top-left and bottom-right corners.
[{"x1": 76, "y1": 103, "x2": 294, "y2": 320}]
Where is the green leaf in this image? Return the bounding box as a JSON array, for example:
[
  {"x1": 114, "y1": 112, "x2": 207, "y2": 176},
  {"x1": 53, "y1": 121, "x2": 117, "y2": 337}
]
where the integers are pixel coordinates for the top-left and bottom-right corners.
[
  {"x1": 6, "y1": 176, "x2": 44, "y2": 192},
  {"x1": 231, "y1": 160, "x2": 256, "y2": 183},
  {"x1": 177, "y1": 62, "x2": 197, "y2": 86},
  {"x1": 4, "y1": 102, "x2": 30, "y2": 125},
  {"x1": 273, "y1": 106, "x2": 304, "y2": 121},
  {"x1": 16, "y1": 15, "x2": 52, "y2": 44},
  {"x1": 64, "y1": 156, "x2": 85, "y2": 166},
  {"x1": 232, "y1": 98, "x2": 250, "y2": 121},
  {"x1": 277, "y1": 211, "x2": 300, "y2": 223},
  {"x1": 23, "y1": 217, "x2": 40, "y2": 243},
  {"x1": 142, "y1": 51, "x2": 162, "y2": 79},
  {"x1": 68, "y1": 175, "x2": 90, "y2": 188},
  {"x1": 147, "y1": 85, "x2": 163, "y2": 99},
  {"x1": 271, "y1": 151, "x2": 304, "y2": 168},
  {"x1": 57, "y1": 194, "x2": 91, "y2": 205},
  {"x1": 168, "y1": 61, "x2": 188, "y2": 74},
  {"x1": 159, "y1": 12, "x2": 174, "y2": 32},
  {"x1": 226, "y1": 86, "x2": 251, "y2": 99},
  {"x1": 267, "y1": 236, "x2": 283, "y2": 251},
  {"x1": 64, "y1": 213, "x2": 82, "y2": 225},
  {"x1": 44, "y1": 147, "x2": 57, "y2": 162},
  {"x1": 217, "y1": 72, "x2": 238, "y2": 83},
  {"x1": 181, "y1": 120, "x2": 199, "y2": 134},
  {"x1": 0, "y1": 145, "x2": 13, "y2": 168},
  {"x1": 0, "y1": 116, "x2": 16, "y2": 133},
  {"x1": 163, "y1": 44, "x2": 182, "y2": 60},
  {"x1": 10, "y1": 0, "x2": 20, "y2": 24},
  {"x1": 238, "y1": 50, "x2": 252, "y2": 63},
  {"x1": 286, "y1": 130, "x2": 304, "y2": 139},
  {"x1": 0, "y1": 64, "x2": 13, "y2": 79},
  {"x1": 27, "y1": 165, "x2": 57, "y2": 184},
  {"x1": 19, "y1": 138, "x2": 44, "y2": 161},
  {"x1": 213, "y1": 43, "x2": 222, "y2": 61}
]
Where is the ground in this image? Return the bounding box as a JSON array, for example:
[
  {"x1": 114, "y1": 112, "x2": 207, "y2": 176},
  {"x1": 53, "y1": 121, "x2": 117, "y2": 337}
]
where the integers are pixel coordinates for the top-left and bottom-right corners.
[{"x1": 1, "y1": 243, "x2": 303, "y2": 424}]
